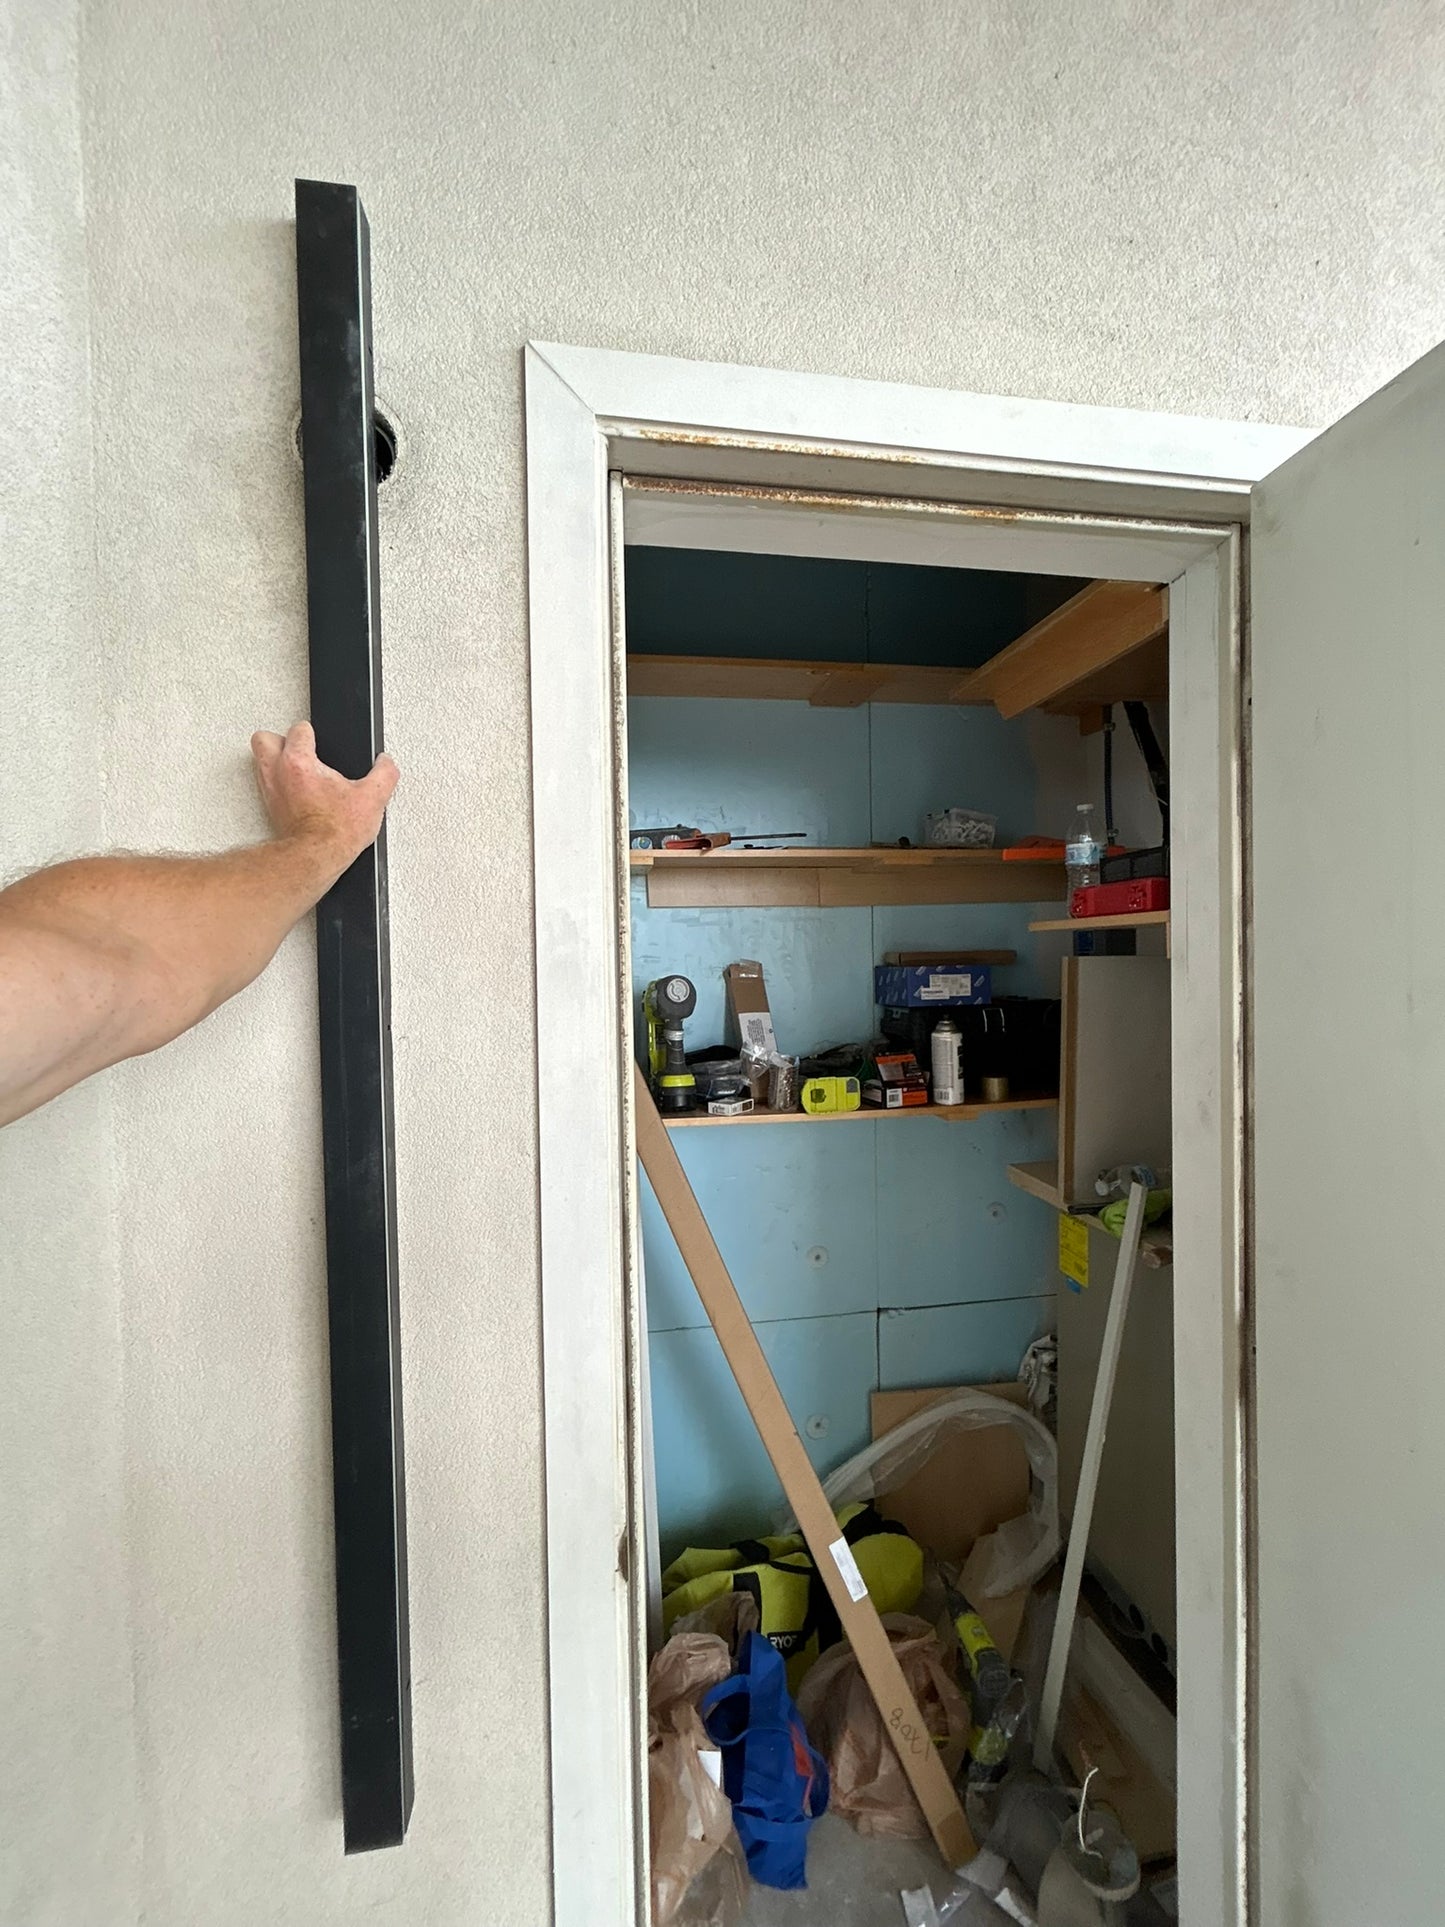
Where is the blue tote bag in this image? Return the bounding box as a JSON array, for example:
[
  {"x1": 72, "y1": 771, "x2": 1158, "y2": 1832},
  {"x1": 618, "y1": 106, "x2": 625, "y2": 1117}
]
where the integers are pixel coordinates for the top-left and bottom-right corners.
[{"x1": 700, "y1": 1631, "x2": 830, "y2": 1890}]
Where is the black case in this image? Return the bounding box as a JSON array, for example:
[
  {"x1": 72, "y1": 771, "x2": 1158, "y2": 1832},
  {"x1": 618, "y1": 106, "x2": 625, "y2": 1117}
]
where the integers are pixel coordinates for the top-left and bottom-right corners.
[
  {"x1": 879, "y1": 997, "x2": 1061, "y2": 1096},
  {"x1": 1100, "y1": 844, "x2": 1169, "y2": 882}
]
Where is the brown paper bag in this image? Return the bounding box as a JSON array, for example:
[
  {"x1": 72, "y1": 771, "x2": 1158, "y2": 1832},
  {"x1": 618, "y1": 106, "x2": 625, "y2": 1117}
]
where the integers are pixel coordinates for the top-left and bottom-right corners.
[
  {"x1": 648, "y1": 1635, "x2": 739, "y2": 1925},
  {"x1": 796, "y1": 1615, "x2": 971, "y2": 1840},
  {"x1": 668, "y1": 1587, "x2": 761, "y2": 1653}
]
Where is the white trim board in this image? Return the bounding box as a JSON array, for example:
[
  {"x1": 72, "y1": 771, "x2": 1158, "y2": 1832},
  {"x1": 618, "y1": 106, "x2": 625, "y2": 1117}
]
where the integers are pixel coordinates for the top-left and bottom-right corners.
[
  {"x1": 537, "y1": 341, "x2": 1311, "y2": 519},
  {"x1": 524, "y1": 342, "x2": 1313, "y2": 1927}
]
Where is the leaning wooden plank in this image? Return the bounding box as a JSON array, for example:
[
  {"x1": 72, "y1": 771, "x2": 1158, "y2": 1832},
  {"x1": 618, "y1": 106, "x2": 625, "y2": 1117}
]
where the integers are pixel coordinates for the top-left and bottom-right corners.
[
  {"x1": 634, "y1": 1065, "x2": 976, "y2": 1869},
  {"x1": 958, "y1": 582, "x2": 1167, "y2": 720}
]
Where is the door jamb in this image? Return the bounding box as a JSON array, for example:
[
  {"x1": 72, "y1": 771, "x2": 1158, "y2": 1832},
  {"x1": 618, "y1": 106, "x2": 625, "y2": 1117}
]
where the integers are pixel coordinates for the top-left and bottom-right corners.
[{"x1": 524, "y1": 341, "x2": 1312, "y2": 1927}]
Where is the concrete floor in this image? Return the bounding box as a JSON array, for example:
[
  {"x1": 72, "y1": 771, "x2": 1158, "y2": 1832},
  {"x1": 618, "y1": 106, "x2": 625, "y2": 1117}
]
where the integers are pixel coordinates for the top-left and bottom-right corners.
[{"x1": 739, "y1": 1813, "x2": 959, "y2": 1927}]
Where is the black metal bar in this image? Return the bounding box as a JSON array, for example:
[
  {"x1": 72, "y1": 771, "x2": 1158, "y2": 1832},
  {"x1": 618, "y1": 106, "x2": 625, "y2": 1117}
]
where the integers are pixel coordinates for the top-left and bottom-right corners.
[{"x1": 294, "y1": 177, "x2": 412, "y2": 1855}]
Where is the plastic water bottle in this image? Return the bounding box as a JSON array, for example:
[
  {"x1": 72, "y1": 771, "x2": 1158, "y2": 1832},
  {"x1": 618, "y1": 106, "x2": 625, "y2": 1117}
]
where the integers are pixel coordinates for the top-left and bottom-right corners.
[{"x1": 1065, "y1": 803, "x2": 1102, "y2": 890}]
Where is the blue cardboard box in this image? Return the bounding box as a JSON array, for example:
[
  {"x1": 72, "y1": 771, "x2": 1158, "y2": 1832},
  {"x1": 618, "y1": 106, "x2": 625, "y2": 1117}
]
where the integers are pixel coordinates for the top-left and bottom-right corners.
[{"x1": 873, "y1": 964, "x2": 992, "y2": 1009}]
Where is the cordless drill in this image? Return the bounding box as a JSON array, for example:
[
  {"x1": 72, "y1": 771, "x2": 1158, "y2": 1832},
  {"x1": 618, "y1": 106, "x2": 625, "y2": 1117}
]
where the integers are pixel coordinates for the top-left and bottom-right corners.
[{"x1": 643, "y1": 975, "x2": 697, "y2": 1113}]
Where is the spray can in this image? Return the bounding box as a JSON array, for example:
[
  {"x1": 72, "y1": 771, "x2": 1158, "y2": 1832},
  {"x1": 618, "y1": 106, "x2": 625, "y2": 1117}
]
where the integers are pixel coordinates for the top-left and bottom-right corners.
[{"x1": 930, "y1": 1017, "x2": 964, "y2": 1106}]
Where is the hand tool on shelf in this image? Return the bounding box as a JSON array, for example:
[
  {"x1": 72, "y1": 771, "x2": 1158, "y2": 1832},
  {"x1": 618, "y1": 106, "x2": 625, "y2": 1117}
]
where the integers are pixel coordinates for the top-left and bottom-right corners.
[
  {"x1": 643, "y1": 974, "x2": 698, "y2": 1112},
  {"x1": 629, "y1": 825, "x2": 807, "y2": 851}
]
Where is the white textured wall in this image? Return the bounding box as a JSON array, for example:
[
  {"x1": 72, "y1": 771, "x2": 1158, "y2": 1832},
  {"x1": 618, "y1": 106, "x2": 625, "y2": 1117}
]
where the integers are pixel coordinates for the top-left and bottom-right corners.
[
  {"x1": 1, "y1": 2, "x2": 140, "y2": 1922},
  {"x1": 5, "y1": 0, "x2": 1444, "y2": 1920}
]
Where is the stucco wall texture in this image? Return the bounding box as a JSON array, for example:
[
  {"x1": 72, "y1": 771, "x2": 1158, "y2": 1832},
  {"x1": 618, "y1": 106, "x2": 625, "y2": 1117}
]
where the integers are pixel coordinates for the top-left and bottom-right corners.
[{"x1": 3, "y1": 0, "x2": 1444, "y2": 1920}]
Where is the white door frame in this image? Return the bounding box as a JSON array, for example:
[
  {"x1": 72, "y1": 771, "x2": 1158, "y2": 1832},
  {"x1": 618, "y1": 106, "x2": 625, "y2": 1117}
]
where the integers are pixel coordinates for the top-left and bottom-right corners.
[{"x1": 524, "y1": 342, "x2": 1313, "y2": 1927}]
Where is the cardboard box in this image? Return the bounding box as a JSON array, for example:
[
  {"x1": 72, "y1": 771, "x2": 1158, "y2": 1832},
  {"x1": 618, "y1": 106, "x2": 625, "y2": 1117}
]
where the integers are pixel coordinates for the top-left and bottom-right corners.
[
  {"x1": 863, "y1": 1052, "x2": 929, "y2": 1108},
  {"x1": 884, "y1": 949, "x2": 1018, "y2": 967},
  {"x1": 874, "y1": 964, "x2": 992, "y2": 1009},
  {"x1": 869, "y1": 1384, "x2": 1032, "y2": 1570},
  {"x1": 1059, "y1": 1679, "x2": 1175, "y2": 1862},
  {"x1": 723, "y1": 959, "x2": 778, "y2": 1058}
]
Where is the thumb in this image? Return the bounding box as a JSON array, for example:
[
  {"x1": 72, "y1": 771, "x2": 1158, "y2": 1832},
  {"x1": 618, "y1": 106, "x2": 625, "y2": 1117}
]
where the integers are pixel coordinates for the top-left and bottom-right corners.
[
  {"x1": 363, "y1": 751, "x2": 400, "y2": 807},
  {"x1": 251, "y1": 729, "x2": 285, "y2": 771}
]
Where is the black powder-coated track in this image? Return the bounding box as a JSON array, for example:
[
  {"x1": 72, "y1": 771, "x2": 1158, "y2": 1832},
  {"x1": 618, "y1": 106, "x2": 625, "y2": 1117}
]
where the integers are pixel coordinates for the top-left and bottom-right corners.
[{"x1": 294, "y1": 176, "x2": 412, "y2": 1854}]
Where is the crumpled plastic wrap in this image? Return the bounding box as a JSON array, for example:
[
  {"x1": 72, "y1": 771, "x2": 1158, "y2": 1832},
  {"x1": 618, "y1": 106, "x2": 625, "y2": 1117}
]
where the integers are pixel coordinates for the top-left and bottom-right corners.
[
  {"x1": 668, "y1": 1587, "x2": 762, "y2": 1652},
  {"x1": 648, "y1": 1634, "x2": 744, "y2": 1926},
  {"x1": 795, "y1": 1614, "x2": 971, "y2": 1839},
  {"x1": 788, "y1": 1389, "x2": 1060, "y2": 1597}
]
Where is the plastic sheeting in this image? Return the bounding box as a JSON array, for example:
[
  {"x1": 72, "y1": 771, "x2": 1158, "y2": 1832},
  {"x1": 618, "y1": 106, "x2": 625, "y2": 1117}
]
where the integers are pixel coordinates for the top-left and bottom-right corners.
[{"x1": 781, "y1": 1389, "x2": 1059, "y2": 1598}]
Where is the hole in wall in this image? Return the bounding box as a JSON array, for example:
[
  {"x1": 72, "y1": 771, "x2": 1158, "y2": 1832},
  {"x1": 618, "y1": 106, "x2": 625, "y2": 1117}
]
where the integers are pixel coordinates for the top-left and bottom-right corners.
[
  {"x1": 372, "y1": 411, "x2": 397, "y2": 483},
  {"x1": 292, "y1": 404, "x2": 399, "y2": 486}
]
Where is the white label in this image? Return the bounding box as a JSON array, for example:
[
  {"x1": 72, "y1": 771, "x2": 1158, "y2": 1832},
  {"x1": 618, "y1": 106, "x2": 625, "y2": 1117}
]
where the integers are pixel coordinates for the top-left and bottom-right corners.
[
  {"x1": 919, "y1": 972, "x2": 972, "y2": 1001},
  {"x1": 699, "y1": 1749, "x2": 723, "y2": 1790},
  {"x1": 738, "y1": 1012, "x2": 777, "y2": 1053},
  {"x1": 829, "y1": 1535, "x2": 869, "y2": 1603},
  {"x1": 1066, "y1": 837, "x2": 1101, "y2": 867}
]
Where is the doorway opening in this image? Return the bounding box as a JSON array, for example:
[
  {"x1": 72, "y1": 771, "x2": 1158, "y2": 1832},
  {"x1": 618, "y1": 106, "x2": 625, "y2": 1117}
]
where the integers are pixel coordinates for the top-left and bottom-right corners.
[
  {"x1": 623, "y1": 482, "x2": 1175, "y2": 1923},
  {"x1": 525, "y1": 340, "x2": 1307, "y2": 1927}
]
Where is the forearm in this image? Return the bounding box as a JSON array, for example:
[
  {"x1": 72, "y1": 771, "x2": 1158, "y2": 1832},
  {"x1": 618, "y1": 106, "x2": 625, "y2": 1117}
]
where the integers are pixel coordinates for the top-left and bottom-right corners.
[
  {"x1": 0, "y1": 720, "x2": 396, "y2": 1129},
  {"x1": 99, "y1": 834, "x2": 356, "y2": 1023},
  {"x1": 0, "y1": 833, "x2": 354, "y2": 1126}
]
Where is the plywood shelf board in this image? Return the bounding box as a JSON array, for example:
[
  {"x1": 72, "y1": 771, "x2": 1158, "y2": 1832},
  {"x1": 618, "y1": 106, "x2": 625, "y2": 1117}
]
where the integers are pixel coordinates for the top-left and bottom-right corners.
[
  {"x1": 1036, "y1": 633, "x2": 1169, "y2": 714},
  {"x1": 627, "y1": 653, "x2": 992, "y2": 709},
  {"x1": 629, "y1": 846, "x2": 1042, "y2": 871},
  {"x1": 1031, "y1": 909, "x2": 1171, "y2": 955},
  {"x1": 628, "y1": 584, "x2": 1169, "y2": 719},
  {"x1": 1059, "y1": 956, "x2": 1172, "y2": 1210},
  {"x1": 957, "y1": 580, "x2": 1168, "y2": 720},
  {"x1": 667, "y1": 1096, "x2": 1059, "y2": 1127},
  {"x1": 1006, "y1": 1161, "x2": 1172, "y2": 1269},
  {"x1": 1029, "y1": 911, "x2": 1170, "y2": 933},
  {"x1": 1007, "y1": 1159, "x2": 1065, "y2": 1207},
  {"x1": 631, "y1": 846, "x2": 1069, "y2": 910}
]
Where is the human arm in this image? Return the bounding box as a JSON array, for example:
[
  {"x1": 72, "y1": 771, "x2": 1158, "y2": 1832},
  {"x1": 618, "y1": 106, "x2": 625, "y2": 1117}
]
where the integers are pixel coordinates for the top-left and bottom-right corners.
[{"x1": 0, "y1": 723, "x2": 398, "y2": 1127}]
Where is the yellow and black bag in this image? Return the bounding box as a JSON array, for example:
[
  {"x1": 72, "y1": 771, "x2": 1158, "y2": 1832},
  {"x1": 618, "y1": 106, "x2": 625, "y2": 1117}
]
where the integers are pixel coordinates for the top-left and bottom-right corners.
[{"x1": 661, "y1": 1503, "x2": 923, "y2": 1692}]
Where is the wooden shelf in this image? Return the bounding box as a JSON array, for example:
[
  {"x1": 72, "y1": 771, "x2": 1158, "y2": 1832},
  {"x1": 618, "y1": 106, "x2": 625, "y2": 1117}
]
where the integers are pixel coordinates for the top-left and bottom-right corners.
[
  {"x1": 958, "y1": 581, "x2": 1168, "y2": 721},
  {"x1": 627, "y1": 654, "x2": 977, "y2": 709},
  {"x1": 626, "y1": 582, "x2": 1168, "y2": 729},
  {"x1": 668, "y1": 1096, "x2": 1059, "y2": 1127},
  {"x1": 1029, "y1": 910, "x2": 1170, "y2": 955},
  {"x1": 1007, "y1": 1158, "x2": 1067, "y2": 1206},
  {"x1": 630, "y1": 846, "x2": 1069, "y2": 910},
  {"x1": 1007, "y1": 1160, "x2": 1173, "y2": 1269}
]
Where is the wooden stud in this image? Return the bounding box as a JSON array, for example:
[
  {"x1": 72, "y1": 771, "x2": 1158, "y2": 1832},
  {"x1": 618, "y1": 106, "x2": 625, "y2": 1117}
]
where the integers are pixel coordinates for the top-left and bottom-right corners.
[{"x1": 634, "y1": 1068, "x2": 976, "y2": 1868}]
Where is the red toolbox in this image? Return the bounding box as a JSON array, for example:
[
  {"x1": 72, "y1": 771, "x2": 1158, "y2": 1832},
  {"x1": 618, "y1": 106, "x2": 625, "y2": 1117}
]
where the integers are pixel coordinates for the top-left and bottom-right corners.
[{"x1": 1070, "y1": 877, "x2": 1170, "y2": 919}]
